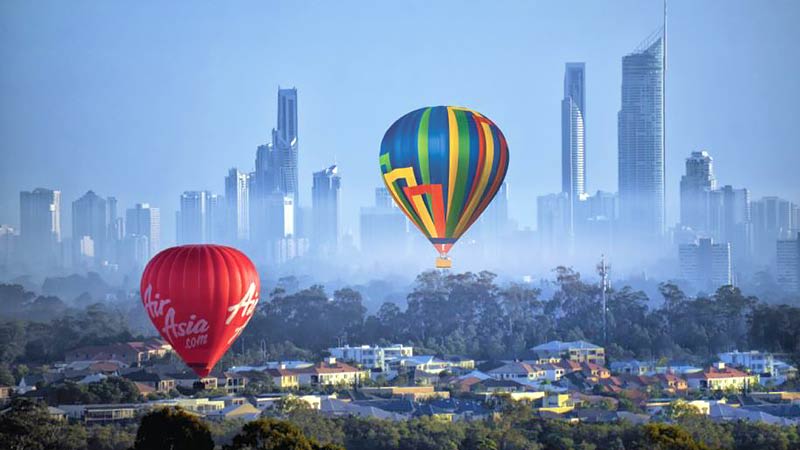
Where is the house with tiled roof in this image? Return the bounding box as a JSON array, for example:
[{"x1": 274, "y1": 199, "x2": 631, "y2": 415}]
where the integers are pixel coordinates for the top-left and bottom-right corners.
[
  {"x1": 294, "y1": 358, "x2": 368, "y2": 387},
  {"x1": 264, "y1": 368, "x2": 299, "y2": 389},
  {"x1": 686, "y1": 362, "x2": 759, "y2": 391},
  {"x1": 487, "y1": 362, "x2": 543, "y2": 382},
  {"x1": 123, "y1": 369, "x2": 176, "y2": 393},
  {"x1": 65, "y1": 339, "x2": 171, "y2": 366},
  {"x1": 581, "y1": 362, "x2": 611, "y2": 379}
]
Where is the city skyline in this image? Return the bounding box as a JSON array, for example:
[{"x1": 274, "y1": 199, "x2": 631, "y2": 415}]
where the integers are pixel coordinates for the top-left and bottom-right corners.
[{"x1": 2, "y1": 1, "x2": 799, "y2": 246}]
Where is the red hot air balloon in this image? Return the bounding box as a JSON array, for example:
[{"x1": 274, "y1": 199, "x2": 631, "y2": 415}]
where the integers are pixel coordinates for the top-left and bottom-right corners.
[{"x1": 140, "y1": 245, "x2": 260, "y2": 377}]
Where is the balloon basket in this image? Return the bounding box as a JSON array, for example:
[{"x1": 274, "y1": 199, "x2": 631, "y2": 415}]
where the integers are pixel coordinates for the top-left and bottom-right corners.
[{"x1": 435, "y1": 256, "x2": 452, "y2": 269}]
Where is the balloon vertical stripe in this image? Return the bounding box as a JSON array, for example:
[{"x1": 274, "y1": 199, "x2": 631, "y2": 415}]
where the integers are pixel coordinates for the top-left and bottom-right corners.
[{"x1": 380, "y1": 106, "x2": 509, "y2": 261}]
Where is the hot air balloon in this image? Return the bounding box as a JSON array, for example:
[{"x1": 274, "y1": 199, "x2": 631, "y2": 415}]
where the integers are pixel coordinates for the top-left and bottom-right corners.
[
  {"x1": 140, "y1": 245, "x2": 260, "y2": 377},
  {"x1": 380, "y1": 106, "x2": 509, "y2": 268}
]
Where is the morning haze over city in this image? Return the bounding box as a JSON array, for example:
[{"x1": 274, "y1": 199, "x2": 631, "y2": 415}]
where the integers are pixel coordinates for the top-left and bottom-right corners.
[{"x1": 1, "y1": 1, "x2": 799, "y2": 449}]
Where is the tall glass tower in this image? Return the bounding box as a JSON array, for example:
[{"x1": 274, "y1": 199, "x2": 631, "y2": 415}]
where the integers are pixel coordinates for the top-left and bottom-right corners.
[
  {"x1": 275, "y1": 88, "x2": 299, "y2": 205},
  {"x1": 618, "y1": 27, "x2": 665, "y2": 240},
  {"x1": 562, "y1": 63, "x2": 586, "y2": 200}
]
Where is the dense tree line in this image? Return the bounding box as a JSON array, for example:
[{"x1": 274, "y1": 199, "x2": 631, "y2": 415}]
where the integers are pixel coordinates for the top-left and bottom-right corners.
[
  {"x1": 241, "y1": 269, "x2": 800, "y2": 366},
  {"x1": 2, "y1": 399, "x2": 798, "y2": 450},
  {"x1": 1, "y1": 267, "x2": 799, "y2": 379}
]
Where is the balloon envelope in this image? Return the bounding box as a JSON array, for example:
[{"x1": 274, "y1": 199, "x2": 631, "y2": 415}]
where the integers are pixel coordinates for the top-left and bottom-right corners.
[
  {"x1": 379, "y1": 106, "x2": 509, "y2": 260},
  {"x1": 140, "y1": 245, "x2": 260, "y2": 377}
]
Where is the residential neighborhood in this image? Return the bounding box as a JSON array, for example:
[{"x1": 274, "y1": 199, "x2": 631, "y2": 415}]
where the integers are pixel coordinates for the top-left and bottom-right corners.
[{"x1": 2, "y1": 338, "x2": 798, "y2": 429}]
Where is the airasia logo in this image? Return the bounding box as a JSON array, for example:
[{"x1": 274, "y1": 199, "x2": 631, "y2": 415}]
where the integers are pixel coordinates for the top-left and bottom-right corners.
[{"x1": 143, "y1": 282, "x2": 258, "y2": 349}]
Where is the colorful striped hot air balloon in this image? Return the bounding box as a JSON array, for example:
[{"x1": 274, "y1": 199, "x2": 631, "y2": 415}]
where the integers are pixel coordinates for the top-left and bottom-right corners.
[{"x1": 379, "y1": 106, "x2": 509, "y2": 268}]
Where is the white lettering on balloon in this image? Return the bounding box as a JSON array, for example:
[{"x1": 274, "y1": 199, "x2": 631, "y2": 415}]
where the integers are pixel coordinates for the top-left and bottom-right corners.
[
  {"x1": 143, "y1": 281, "x2": 258, "y2": 349},
  {"x1": 226, "y1": 282, "x2": 259, "y2": 325},
  {"x1": 144, "y1": 283, "x2": 210, "y2": 349},
  {"x1": 225, "y1": 282, "x2": 259, "y2": 344}
]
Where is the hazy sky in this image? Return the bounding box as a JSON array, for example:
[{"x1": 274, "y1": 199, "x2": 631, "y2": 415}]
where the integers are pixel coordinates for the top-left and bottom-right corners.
[{"x1": 1, "y1": 0, "x2": 798, "y2": 245}]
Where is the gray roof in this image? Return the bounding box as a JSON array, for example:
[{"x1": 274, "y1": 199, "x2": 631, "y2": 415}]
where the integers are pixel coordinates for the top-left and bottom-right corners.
[{"x1": 531, "y1": 341, "x2": 601, "y2": 352}]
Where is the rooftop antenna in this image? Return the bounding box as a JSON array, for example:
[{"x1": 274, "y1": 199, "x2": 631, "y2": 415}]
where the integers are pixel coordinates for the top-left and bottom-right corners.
[{"x1": 597, "y1": 254, "x2": 610, "y2": 344}]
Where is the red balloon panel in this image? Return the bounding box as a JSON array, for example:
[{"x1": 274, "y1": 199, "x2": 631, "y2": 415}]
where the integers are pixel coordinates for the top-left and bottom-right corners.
[{"x1": 140, "y1": 245, "x2": 260, "y2": 377}]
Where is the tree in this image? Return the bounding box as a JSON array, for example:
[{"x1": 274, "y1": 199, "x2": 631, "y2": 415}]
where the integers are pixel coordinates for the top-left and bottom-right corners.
[
  {"x1": 224, "y1": 418, "x2": 342, "y2": 450},
  {"x1": 0, "y1": 398, "x2": 86, "y2": 450},
  {"x1": 637, "y1": 423, "x2": 709, "y2": 450},
  {"x1": 133, "y1": 407, "x2": 214, "y2": 450}
]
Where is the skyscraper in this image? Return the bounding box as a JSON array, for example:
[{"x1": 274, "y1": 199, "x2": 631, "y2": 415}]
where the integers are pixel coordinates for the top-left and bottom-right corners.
[
  {"x1": 275, "y1": 88, "x2": 299, "y2": 205},
  {"x1": 72, "y1": 190, "x2": 107, "y2": 265},
  {"x1": 679, "y1": 238, "x2": 732, "y2": 293},
  {"x1": 250, "y1": 88, "x2": 301, "y2": 251},
  {"x1": 751, "y1": 196, "x2": 796, "y2": 263},
  {"x1": 562, "y1": 63, "x2": 586, "y2": 201},
  {"x1": 776, "y1": 233, "x2": 800, "y2": 293},
  {"x1": 312, "y1": 165, "x2": 341, "y2": 255},
  {"x1": 680, "y1": 151, "x2": 716, "y2": 232},
  {"x1": 19, "y1": 188, "x2": 61, "y2": 267},
  {"x1": 125, "y1": 203, "x2": 160, "y2": 258},
  {"x1": 225, "y1": 168, "x2": 250, "y2": 241},
  {"x1": 177, "y1": 191, "x2": 207, "y2": 244},
  {"x1": 206, "y1": 193, "x2": 226, "y2": 243},
  {"x1": 618, "y1": 26, "x2": 666, "y2": 241},
  {"x1": 537, "y1": 192, "x2": 571, "y2": 260},
  {"x1": 360, "y1": 187, "x2": 407, "y2": 259}
]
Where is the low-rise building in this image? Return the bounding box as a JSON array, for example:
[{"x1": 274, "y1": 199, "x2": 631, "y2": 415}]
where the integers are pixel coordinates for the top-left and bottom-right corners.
[
  {"x1": 686, "y1": 362, "x2": 759, "y2": 391},
  {"x1": 149, "y1": 397, "x2": 225, "y2": 414},
  {"x1": 531, "y1": 341, "x2": 605, "y2": 365},
  {"x1": 265, "y1": 368, "x2": 299, "y2": 389},
  {"x1": 59, "y1": 403, "x2": 143, "y2": 424},
  {"x1": 610, "y1": 360, "x2": 655, "y2": 376},
  {"x1": 295, "y1": 358, "x2": 368, "y2": 387},
  {"x1": 488, "y1": 362, "x2": 543, "y2": 382},
  {"x1": 123, "y1": 370, "x2": 176, "y2": 393},
  {"x1": 65, "y1": 339, "x2": 171, "y2": 366}
]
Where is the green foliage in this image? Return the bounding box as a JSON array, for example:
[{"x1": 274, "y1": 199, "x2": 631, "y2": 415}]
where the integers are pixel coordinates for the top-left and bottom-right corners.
[
  {"x1": 86, "y1": 424, "x2": 137, "y2": 450},
  {"x1": 224, "y1": 417, "x2": 343, "y2": 450},
  {"x1": 0, "y1": 398, "x2": 87, "y2": 450},
  {"x1": 636, "y1": 423, "x2": 710, "y2": 450},
  {"x1": 44, "y1": 377, "x2": 141, "y2": 405},
  {"x1": 133, "y1": 407, "x2": 214, "y2": 450}
]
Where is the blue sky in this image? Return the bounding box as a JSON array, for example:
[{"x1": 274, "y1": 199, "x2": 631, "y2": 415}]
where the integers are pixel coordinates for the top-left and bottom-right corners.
[{"x1": 1, "y1": 0, "x2": 798, "y2": 245}]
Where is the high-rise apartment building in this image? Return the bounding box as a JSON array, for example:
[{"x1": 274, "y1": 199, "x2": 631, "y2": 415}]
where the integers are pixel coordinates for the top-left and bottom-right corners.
[
  {"x1": 751, "y1": 196, "x2": 797, "y2": 263},
  {"x1": 618, "y1": 29, "x2": 665, "y2": 241},
  {"x1": 776, "y1": 233, "x2": 800, "y2": 293},
  {"x1": 19, "y1": 188, "x2": 61, "y2": 267},
  {"x1": 679, "y1": 238, "x2": 732, "y2": 293},
  {"x1": 680, "y1": 151, "x2": 716, "y2": 232},
  {"x1": 562, "y1": 63, "x2": 586, "y2": 202},
  {"x1": 125, "y1": 203, "x2": 160, "y2": 259},
  {"x1": 275, "y1": 88, "x2": 299, "y2": 205},
  {"x1": 312, "y1": 165, "x2": 341, "y2": 255},
  {"x1": 360, "y1": 187, "x2": 407, "y2": 258},
  {"x1": 225, "y1": 168, "x2": 250, "y2": 242},
  {"x1": 537, "y1": 192, "x2": 571, "y2": 259},
  {"x1": 72, "y1": 191, "x2": 107, "y2": 265}
]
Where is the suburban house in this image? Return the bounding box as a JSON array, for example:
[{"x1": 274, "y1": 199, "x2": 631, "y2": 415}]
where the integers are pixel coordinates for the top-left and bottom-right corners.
[
  {"x1": 686, "y1": 362, "x2": 760, "y2": 391},
  {"x1": 581, "y1": 362, "x2": 611, "y2": 379},
  {"x1": 294, "y1": 358, "x2": 368, "y2": 387},
  {"x1": 488, "y1": 362, "x2": 543, "y2": 382},
  {"x1": 610, "y1": 360, "x2": 656, "y2": 376},
  {"x1": 531, "y1": 341, "x2": 606, "y2": 365},
  {"x1": 328, "y1": 345, "x2": 386, "y2": 370},
  {"x1": 537, "y1": 363, "x2": 566, "y2": 382},
  {"x1": 220, "y1": 372, "x2": 248, "y2": 394},
  {"x1": 65, "y1": 339, "x2": 171, "y2": 366},
  {"x1": 59, "y1": 403, "x2": 143, "y2": 424},
  {"x1": 123, "y1": 370, "x2": 176, "y2": 393},
  {"x1": 265, "y1": 368, "x2": 300, "y2": 389}
]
